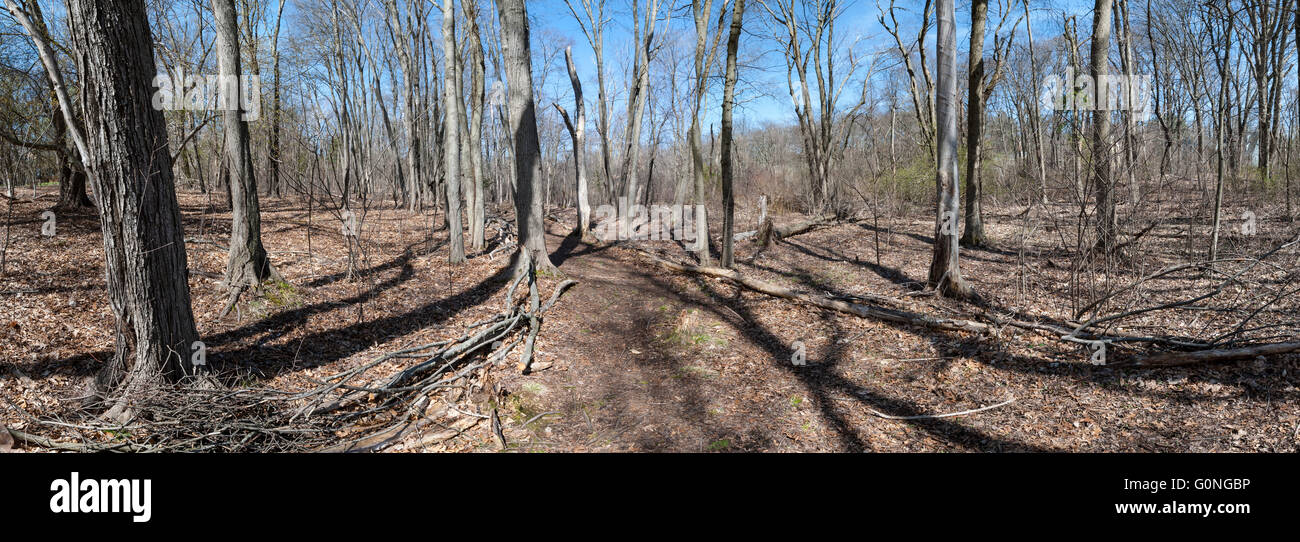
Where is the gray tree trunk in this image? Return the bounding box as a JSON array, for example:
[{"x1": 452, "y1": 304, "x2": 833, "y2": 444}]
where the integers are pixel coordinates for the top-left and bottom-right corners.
[
  {"x1": 927, "y1": 0, "x2": 974, "y2": 299},
  {"x1": 960, "y1": 0, "x2": 989, "y2": 247},
  {"x1": 1091, "y1": 0, "x2": 1117, "y2": 252},
  {"x1": 558, "y1": 46, "x2": 592, "y2": 239},
  {"x1": 66, "y1": 0, "x2": 200, "y2": 419},
  {"x1": 442, "y1": 0, "x2": 466, "y2": 263},
  {"x1": 214, "y1": 0, "x2": 277, "y2": 295},
  {"x1": 497, "y1": 0, "x2": 556, "y2": 273},
  {"x1": 720, "y1": 0, "x2": 745, "y2": 268},
  {"x1": 465, "y1": 0, "x2": 487, "y2": 250}
]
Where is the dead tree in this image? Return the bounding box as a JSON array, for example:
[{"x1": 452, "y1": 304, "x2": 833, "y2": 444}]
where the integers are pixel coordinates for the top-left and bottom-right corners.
[
  {"x1": 555, "y1": 46, "x2": 592, "y2": 239},
  {"x1": 562, "y1": 0, "x2": 615, "y2": 206}
]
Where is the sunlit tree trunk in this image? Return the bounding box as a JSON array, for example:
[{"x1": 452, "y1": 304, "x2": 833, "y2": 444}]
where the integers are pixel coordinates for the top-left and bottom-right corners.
[{"x1": 927, "y1": 0, "x2": 974, "y2": 299}]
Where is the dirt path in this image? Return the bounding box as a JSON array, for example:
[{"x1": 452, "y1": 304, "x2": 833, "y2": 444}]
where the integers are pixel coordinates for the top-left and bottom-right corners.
[
  {"x1": 493, "y1": 230, "x2": 787, "y2": 452},
  {"x1": 492, "y1": 227, "x2": 1028, "y2": 452},
  {"x1": 485, "y1": 219, "x2": 1300, "y2": 453}
]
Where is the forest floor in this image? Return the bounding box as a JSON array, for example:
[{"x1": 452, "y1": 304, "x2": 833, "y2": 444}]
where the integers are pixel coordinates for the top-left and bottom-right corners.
[{"x1": 2, "y1": 186, "x2": 1299, "y2": 452}]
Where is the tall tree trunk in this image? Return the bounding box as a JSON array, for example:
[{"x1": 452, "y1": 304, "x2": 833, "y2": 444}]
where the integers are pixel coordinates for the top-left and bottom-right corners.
[
  {"x1": 1025, "y1": 0, "x2": 1047, "y2": 204},
  {"x1": 11, "y1": 0, "x2": 93, "y2": 211},
  {"x1": 465, "y1": 0, "x2": 487, "y2": 250},
  {"x1": 720, "y1": 0, "x2": 744, "y2": 268},
  {"x1": 960, "y1": 0, "x2": 988, "y2": 247},
  {"x1": 689, "y1": 0, "x2": 713, "y2": 265},
  {"x1": 928, "y1": 0, "x2": 974, "y2": 299},
  {"x1": 268, "y1": 0, "x2": 286, "y2": 199},
  {"x1": 1210, "y1": 4, "x2": 1235, "y2": 261},
  {"x1": 497, "y1": 0, "x2": 555, "y2": 273},
  {"x1": 558, "y1": 46, "x2": 591, "y2": 239},
  {"x1": 442, "y1": 0, "x2": 466, "y2": 263},
  {"x1": 1091, "y1": 0, "x2": 1117, "y2": 253},
  {"x1": 214, "y1": 0, "x2": 278, "y2": 301},
  {"x1": 64, "y1": 0, "x2": 200, "y2": 419}
]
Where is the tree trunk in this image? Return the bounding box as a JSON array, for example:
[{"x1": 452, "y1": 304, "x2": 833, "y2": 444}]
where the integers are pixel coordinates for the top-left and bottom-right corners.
[
  {"x1": 65, "y1": 0, "x2": 200, "y2": 419},
  {"x1": 497, "y1": 0, "x2": 555, "y2": 274},
  {"x1": 960, "y1": 0, "x2": 988, "y2": 247},
  {"x1": 442, "y1": 0, "x2": 466, "y2": 263},
  {"x1": 720, "y1": 0, "x2": 744, "y2": 268},
  {"x1": 465, "y1": 0, "x2": 487, "y2": 250},
  {"x1": 559, "y1": 46, "x2": 591, "y2": 239},
  {"x1": 1091, "y1": 0, "x2": 1117, "y2": 253},
  {"x1": 928, "y1": 0, "x2": 974, "y2": 299},
  {"x1": 214, "y1": 0, "x2": 277, "y2": 296},
  {"x1": 268, "y1": 0, "x2": 286, "y2": 199}
]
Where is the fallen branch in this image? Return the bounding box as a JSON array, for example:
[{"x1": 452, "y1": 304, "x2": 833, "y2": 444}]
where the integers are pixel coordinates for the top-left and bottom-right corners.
[
  {"x1": 864, "y1": 396, "x2": 1016, "y2": 420},
  {"x1": 734, "y1": 214, "x2": 837, "y2": 245},
  {"x1": 1118, "y1": 341, "x2": 1300, "y2": 368}
]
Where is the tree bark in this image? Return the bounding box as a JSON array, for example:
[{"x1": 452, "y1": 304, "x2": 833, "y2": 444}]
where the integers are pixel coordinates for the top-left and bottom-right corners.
[
  {"x1": 927, "y1": 0, "x2": 974, "y2": 299},
  {"x1": 720, "y1": 0, "x2": 744, "y2": 268},
  {"x1": 497, "y1": 0, "x2": 556, "y2": 274},
  {"x1": 464, "y1": 0, "x2": 487, "y2": 250},
  {"x1": 960, "y1": 0, "x2": 989, "y2": 247},
  {"x1": 442, "y1": 0, "x2": 466, "y2": 264},
  {"x1": 214, "y1": 0, "x2": 278, "y2": 295},
  {"x1": 1091, "y1": 0, "x2": 1117, "y2": 253},
  {"x1": 66, "y1": 0, "x2": 200, "y2": 419},
  {"x1": 558, "y1": 46, "x2": 591, "y2": 239}
]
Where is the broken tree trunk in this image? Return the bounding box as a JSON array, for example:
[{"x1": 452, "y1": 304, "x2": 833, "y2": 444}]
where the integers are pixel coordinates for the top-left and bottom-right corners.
[{"x1": 737, "y1": 214, "x2": 837, "y2": 245}]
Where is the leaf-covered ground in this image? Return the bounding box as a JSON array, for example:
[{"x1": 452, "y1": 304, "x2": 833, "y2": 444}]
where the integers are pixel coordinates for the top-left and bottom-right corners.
[{"x1": 2, "y1": 188, "x2": 1298, "y2": 451}]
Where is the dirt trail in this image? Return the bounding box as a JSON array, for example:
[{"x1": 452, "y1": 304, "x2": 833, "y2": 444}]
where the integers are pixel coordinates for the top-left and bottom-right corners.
[
  {"x1": 485, "y1": 218, "x2": 1300, "y2": 453},
  {"x1": 490, "y1": 229, "x2": 812, "y2": 452}
]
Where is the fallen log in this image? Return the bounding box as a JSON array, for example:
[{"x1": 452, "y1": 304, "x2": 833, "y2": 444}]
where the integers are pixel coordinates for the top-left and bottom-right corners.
[
  {"x1": 734, "y1": 214, "x2": 837, "y2": 245},
  {"x1": 1119, "y1": 341, "x2": 1300, "y2": 367}
]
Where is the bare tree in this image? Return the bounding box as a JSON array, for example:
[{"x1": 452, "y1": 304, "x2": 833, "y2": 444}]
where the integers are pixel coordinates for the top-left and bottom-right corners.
[
  {"x1": 442, "y1": 0, "x2": 466, "y2": 263},
  {"x1": 556, "y1": 46, "x2": 592, "y2": 239},
  {"x1": 622, "y1": 0, "x2": 667, "y2": 208},
  {"x1": 720, "y1": 0, "x2": 745, "y2": 268},
  {"x1": 959, "y1": 0, "x2": 1018, "y2": 247},
  {"x1": 214, "y1": 0, "x2": 280, "y2": 308},
  {"x1": 62, "y1": 0, "x2": 199, "y2": 419},
  {"x1": 562, "y1": 0, "x2": 615, "y2": 205},
  {"x1": 1091, "y1": 0, "x2": 1117, "y2": 253},
  {"x1": 497, "y1": 0, "x2": 555, "y2": 273},
  {"x1": 927, "y1": 0, "x2": 974, "y2": 299},
  {"x1": 464, "y1": 0, "x2": 487, "y2": 250}
]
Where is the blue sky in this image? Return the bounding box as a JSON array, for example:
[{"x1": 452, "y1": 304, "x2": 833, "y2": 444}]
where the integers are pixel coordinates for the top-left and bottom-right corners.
[{"x1": 530, "y1": 0, "x2": 1098, "y2": 127}]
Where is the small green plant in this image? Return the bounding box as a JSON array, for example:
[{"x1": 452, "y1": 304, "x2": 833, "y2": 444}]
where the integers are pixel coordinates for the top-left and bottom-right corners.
[
  {"x1": 790, "y1": 396, "x2": 804, "y2": 408},
  {"x1": 707, "y1": 439, "x2": 730, "y2": 451}
]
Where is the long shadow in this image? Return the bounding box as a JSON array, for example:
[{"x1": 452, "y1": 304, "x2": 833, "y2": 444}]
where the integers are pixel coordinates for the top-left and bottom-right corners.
[
  {"x1": 303, "y1": 239, "x2": 433, "y2": 289},
  {"x1": 756, "y1": 239, "x2": 920, "y2": 290},
  {"x1": 629, "y1": 260, "x2": 1053, "y2": 451},
  {"x1": 208, "y1": 259, "x2": 516, "y2": 381},
  {"x1": 549, "y1": 230, "x2": 615, "y2": 267}
]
